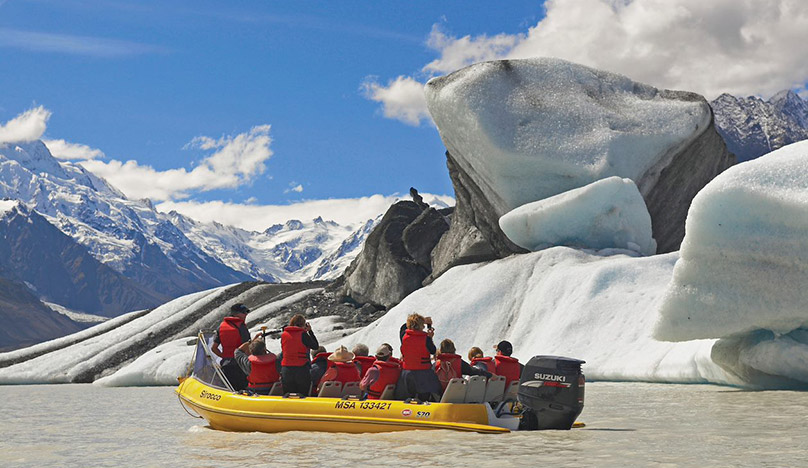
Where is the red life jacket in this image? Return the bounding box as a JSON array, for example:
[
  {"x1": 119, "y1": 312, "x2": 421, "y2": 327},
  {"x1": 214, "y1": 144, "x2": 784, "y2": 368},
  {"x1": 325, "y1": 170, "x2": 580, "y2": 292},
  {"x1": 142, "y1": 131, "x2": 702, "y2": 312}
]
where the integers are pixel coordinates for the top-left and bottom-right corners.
[
  {"x1": 247, "y1": 354, "x2": 279, "y2": 388},
  {"x1": 367, "y1": 360, "x2": 401, "y2": 399},
  {"x1": 313, "y1": 352, "x2": 332, "y2": 363},
  {"x1": 401, "y1": 329, "x2": 432, "y2": 370},
  {"x1": 281, "y1": 326, "x2": 309, "y2": 366},
  {"x1": 321, "y1": 361, "x2": 361, "y2": 387},
  {"x1": 494, "y1": 355, "x2": 521, "y2": 385},
  {"x1": 217, "y1": 316, "x2": 246, "y2": 358},
  {"x1": 471, "y1": 356, "x2": 497, "y2": 375},
  {"x1": 434, "y1": 353, "x2": 462, "y2": 390},
  {"x1": 354, "y1": 356, "x2": 376, "y2": 379},
  {"x1": 388, "y1": 356, "x2": 401, "y2": 365}
]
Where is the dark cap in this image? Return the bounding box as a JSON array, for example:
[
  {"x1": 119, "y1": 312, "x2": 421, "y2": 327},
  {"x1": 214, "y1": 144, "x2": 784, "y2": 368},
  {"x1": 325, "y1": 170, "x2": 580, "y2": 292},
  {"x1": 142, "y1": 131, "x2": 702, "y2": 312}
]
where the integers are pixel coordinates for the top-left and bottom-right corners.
[
  {"x1": 495, "y1": 340, "x2": 513, "y2": 356},
  {"x1": 230, "y1": 303, "x2": 250, "y2": 316}
]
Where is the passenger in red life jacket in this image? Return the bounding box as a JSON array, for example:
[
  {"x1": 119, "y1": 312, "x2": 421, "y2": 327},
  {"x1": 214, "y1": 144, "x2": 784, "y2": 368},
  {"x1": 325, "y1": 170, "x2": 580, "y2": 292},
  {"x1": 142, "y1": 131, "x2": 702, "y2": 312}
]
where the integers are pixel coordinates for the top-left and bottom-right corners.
[
  {"x1": 493, "y1": 340, "x2": 524, "y2": 386},
  {"x1": 309, "y1": 346, "x2": 330, "y2": 391},
  {"x1": 435, "y1": 339, "x2": 491, "y2": 391},
  {"x1": 211, "y1": 303, "x2": 252, "y2": 391},
  {"x1": 317, "y1": 345, "x2": 360, "y2": 394},
  {"x1": 468, "y1": 346, "x2": 498, "y2": 375},
  {"x1": 361, "y1": 344, "x2": 401, "y2": 399},
  {"x1": 352, "y1": 343, "x2": 375, "y2": 379},
  {"x1": 397, "y1": 314, "x2": 442, "y2": 401},
  {"x1": 233, "y1": 335, "x2": 280, "y2": 395},
  {"x1": 280, "y1": 314, "x2": 319, "y2": 396}
]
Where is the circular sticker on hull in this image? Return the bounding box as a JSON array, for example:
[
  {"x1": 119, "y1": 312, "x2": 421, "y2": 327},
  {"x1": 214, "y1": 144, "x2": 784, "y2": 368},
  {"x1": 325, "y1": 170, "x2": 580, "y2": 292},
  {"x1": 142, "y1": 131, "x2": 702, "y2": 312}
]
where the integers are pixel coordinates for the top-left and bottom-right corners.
[{"x1": 401, "y1": 409, "x2": 412, "y2": 416}]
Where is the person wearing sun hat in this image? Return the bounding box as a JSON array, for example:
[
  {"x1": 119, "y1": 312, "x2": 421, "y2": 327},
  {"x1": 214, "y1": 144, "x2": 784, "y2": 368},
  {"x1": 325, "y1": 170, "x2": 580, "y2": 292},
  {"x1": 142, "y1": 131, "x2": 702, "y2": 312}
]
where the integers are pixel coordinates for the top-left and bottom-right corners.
[
  {"x1": 493, "y1": 340, "x2": 524, "y2": 386},
  {"x1": 361, "y1": 344, "x2": 401, "y2": 399},
  {"x1": 316, "y1": 345, "x2": 360, "y2": 394}
]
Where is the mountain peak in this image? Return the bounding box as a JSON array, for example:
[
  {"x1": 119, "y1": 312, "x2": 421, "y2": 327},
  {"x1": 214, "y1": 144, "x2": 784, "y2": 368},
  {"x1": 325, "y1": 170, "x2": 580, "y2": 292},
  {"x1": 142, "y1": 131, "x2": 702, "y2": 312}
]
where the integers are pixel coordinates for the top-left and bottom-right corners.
[{"x1": 0, "y1": 140, "x2": 68, "y2": 179}]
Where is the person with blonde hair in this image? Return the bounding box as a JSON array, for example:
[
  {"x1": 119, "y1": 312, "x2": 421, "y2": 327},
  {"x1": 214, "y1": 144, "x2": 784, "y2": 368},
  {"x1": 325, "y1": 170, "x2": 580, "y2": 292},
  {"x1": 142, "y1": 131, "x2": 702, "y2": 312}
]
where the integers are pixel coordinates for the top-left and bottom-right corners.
[
  {"x1": 280, "y1": 314, "x2": 319, "y2": 395},
  {"x1": 468, "y1": 346, "x2": 497, "y2": 375},
  {"x1": 397, "y1": 313, "x2": 441, "y2": 401},
  {"x1": 435, "y1": 339, "x2": 490, "y2": 390}
]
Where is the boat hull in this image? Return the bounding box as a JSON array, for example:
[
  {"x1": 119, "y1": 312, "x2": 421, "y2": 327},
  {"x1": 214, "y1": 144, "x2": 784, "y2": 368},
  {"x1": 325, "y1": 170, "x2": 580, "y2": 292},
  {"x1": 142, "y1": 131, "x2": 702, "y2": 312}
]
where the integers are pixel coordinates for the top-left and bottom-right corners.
[{"x1": 177, "y1": 377, "x2": 511, "y2": 434}]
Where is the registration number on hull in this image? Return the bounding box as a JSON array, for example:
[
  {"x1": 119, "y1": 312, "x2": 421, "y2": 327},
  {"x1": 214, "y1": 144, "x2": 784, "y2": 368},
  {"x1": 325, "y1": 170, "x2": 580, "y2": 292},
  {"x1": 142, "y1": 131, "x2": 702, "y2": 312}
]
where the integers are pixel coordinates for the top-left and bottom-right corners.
[{"x1": 334, "y1": 401, "x2": 393, "y2": 410}]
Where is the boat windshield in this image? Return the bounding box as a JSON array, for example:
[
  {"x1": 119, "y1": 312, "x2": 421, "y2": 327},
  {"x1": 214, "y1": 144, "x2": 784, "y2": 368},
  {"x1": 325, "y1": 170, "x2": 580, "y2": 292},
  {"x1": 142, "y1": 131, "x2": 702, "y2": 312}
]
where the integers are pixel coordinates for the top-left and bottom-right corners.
[{"x1": 190, "y1": 332, "x2": 234, "y2": 392}]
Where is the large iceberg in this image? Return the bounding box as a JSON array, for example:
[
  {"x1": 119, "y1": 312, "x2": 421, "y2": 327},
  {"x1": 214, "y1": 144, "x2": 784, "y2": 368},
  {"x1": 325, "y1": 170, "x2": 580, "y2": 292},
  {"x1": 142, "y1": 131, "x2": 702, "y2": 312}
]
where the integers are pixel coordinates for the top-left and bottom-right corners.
[
  {"x1": 656, "y1": 140, "x2": 808, "y2": 341},
  {"x1": 655, "y1": 140, "x2": 808, "y2": 387},
  {"x1": 499, "y1": 176, "x2": 656, "y2": 255},
  {"x1": 425, "y1": 57, "x2": 732, "y2": 277}
]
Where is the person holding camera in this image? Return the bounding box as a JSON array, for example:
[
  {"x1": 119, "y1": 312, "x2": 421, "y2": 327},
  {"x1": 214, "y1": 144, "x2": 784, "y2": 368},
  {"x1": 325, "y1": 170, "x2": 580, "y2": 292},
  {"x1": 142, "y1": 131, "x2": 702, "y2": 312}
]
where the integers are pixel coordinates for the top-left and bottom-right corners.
[
  {"x1": 396, "y1": 313, "x2": 441, "y2": 401},
  {"x1": 280, "y1": 314, "x2": 319, "y2": 396}
]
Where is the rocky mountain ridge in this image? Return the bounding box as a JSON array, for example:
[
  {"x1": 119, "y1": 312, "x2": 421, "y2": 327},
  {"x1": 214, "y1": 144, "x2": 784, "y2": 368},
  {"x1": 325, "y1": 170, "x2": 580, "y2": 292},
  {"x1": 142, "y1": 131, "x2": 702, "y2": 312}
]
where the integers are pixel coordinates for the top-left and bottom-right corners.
[{"x1": 710, "y1": 90, "x2": 808, "y2": 162}]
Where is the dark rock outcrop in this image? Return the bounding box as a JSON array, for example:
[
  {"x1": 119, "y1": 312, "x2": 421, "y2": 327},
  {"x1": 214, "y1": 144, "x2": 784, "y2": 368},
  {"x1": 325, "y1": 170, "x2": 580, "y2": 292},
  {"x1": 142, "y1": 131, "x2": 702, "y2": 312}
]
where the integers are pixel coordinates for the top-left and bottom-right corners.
[{"x1": 342, "y1": 201, "x2": 448, "y2": 308}]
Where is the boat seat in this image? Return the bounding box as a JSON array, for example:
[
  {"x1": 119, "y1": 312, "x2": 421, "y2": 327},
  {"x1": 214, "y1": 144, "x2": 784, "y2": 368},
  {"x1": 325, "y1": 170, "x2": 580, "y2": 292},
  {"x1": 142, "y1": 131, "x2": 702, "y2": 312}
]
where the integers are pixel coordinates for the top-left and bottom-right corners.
[
  {"x1": 318, "y1": 381, "x2": 343, "y2": 398},
  {"x1": 269, "y1": 381, "x2": 283, "y2": 396},
  {"x1": 464, "y1": 375, "x2": 487, "y2": 403},
  {"x1": 342, "y1": 381, "x2": 361, "y2": 398},
  {"x1": 378, "y1": 384, "x2": 396, "y2": 401},
  {"x1": 440, "y1": 378, "x2": 467, "y2": 404},
  {"x1": 504, "y1": 380, "x2": 519, "y2": 400},
  {"x1": 483, "y1": 375, "x2": 507, "y2": 402}
]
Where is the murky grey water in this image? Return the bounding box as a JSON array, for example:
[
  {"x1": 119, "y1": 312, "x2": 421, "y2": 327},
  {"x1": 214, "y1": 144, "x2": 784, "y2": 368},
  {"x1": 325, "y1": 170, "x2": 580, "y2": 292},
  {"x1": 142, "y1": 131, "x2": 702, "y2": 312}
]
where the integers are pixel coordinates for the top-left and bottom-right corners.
[{"x1": 1, "y1": 382, "x2": 806, "y2": 467}]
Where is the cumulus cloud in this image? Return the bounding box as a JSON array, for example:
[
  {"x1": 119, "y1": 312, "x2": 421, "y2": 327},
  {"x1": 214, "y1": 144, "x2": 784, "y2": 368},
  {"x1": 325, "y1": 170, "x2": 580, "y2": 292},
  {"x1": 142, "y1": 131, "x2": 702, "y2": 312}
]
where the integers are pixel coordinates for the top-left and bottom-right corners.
[
  {"x1": 157, "y1": 193, "x2": 455, "y2": 232},
  {"x1": 361, "y1": 75, "x2": 431, "y2": 126},
  {"x1": 79, "y1": 125, "x2": 273, "y2": 202},
  {"x1": 44, "y1": 139, "x2": 105, "y2": 160},
  {"x1": 366, "y1": 0, "x2": 808, "y2": 121},
  {"x1": 0, "y1": 106, "x2": 50, "y2": 144}
]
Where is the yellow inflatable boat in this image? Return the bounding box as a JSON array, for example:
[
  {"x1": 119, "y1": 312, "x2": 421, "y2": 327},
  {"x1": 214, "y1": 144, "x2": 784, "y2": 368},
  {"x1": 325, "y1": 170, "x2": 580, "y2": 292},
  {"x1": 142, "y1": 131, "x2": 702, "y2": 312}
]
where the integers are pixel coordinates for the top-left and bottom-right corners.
[{"x1": 176, "y1": 333, "x2": 584, "y2": 434}]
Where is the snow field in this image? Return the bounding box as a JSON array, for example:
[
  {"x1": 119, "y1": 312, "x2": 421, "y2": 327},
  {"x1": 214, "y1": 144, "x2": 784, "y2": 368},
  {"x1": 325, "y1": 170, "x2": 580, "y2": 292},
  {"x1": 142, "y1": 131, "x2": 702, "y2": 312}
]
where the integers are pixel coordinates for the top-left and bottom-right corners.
[{"x1": 330, "y1": 247, "x2": 736, "y2": 386}]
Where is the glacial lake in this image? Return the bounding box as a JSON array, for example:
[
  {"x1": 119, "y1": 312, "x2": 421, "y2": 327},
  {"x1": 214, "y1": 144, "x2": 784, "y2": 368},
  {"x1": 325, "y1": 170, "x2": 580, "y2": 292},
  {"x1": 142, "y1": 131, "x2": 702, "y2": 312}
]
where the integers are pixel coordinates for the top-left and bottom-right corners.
[{"x1": 2, "y1": 382, "x2": 807, "y2": 467}]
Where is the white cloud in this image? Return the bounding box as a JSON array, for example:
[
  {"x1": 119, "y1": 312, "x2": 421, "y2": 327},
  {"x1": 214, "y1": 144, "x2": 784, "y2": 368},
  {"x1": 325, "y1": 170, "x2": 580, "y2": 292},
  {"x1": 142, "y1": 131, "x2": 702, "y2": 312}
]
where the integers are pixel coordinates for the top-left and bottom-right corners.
[
  {"x1": 43, "y1": 139, "x2": 105, "y2": 160},
  {"x1": 423, "y1": 24, "x2": 522, "y2": 75},
  {"x1": 361, "y1": 75, "x2": 431, "y2": 126},
  {"x1": 157, "y1": 193, "x2": 455, "y2": 232},
  {"x1": 79, "y1": 125, "x2": 273, "y2": 202},
  {"x1": 366, "y1": 0, "x2": 808, "y2": 120},
  {"x1": 284, "y1": 183, "x2": 304, "y2": 194},
  {"x1": 0, "y1": 106, "x2": 50, "y2": 144},
  {"x1": 0, "y1": 27, "x2": 168, "y2": 57}
]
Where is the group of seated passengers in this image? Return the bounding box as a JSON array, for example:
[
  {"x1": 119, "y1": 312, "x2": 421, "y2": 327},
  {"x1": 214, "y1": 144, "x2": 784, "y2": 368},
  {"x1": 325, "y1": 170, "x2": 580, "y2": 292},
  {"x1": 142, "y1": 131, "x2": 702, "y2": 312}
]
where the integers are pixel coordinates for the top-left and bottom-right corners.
[{"x1": 223, "y1": 306, "x2": 523, "y2": 401}]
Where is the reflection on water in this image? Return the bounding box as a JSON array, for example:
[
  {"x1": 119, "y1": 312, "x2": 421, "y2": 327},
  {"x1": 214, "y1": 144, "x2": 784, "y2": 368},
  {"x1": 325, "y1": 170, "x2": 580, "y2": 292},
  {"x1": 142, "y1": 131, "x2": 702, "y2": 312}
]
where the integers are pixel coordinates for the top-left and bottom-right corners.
[{"x1": 2, "y1": 382, "x2": 808, "y2": 467}]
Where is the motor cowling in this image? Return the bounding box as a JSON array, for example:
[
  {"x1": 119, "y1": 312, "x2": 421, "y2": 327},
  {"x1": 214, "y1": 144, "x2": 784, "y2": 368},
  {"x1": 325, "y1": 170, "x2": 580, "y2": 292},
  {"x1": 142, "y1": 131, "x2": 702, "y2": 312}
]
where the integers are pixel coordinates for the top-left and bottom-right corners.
[{"x1": 517, "y1": 356, "x2": 585, "y2": 430}]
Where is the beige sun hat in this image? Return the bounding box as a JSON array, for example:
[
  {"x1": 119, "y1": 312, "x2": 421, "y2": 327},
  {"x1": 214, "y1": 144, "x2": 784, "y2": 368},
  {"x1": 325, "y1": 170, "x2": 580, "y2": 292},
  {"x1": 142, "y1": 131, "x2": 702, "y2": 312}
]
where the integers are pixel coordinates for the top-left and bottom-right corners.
[{"x1": 328, "y1": 345, "x2": 355, "y2": 363}]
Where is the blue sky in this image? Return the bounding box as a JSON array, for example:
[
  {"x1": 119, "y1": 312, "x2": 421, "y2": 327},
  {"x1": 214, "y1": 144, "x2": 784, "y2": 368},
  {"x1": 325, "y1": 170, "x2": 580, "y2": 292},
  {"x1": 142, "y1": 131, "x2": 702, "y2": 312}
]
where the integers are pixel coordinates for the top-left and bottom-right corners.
[
  {"x1": 0, "y1": 2, "x2": 542, "y2": 205},
  {"x1": 1, "y1": 0, "x2": 807, "y2": 229}
]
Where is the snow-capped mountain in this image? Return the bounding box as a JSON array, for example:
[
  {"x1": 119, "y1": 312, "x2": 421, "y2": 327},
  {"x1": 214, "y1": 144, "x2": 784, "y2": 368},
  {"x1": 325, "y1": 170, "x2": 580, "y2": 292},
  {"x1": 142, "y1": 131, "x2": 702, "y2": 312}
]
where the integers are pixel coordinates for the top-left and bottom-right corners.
[
  {"x1": 0, "y1": 139, "x2": 421, "y2": 322},
  {"x1": 0, "y1": 140, "x2": 251, "y2": 303},
  {"x1": 710, "y1": 90, "x2": 808, "y2": 161},
  {"x1": 165, "y1": 212, "x2": 381, "y2": 284}
]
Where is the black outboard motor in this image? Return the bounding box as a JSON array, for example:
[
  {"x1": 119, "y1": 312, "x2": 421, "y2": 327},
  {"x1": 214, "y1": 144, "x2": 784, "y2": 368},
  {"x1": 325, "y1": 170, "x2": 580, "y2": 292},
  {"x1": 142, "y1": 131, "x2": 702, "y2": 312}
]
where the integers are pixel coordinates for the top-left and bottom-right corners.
[{"x1": 517, "y1": 356, "x2": 585, "y2": 430}]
